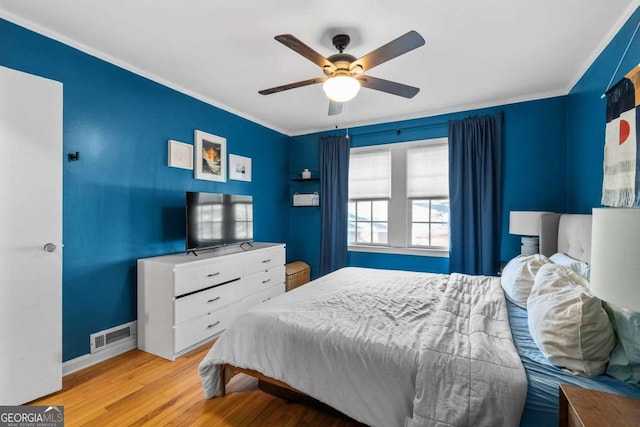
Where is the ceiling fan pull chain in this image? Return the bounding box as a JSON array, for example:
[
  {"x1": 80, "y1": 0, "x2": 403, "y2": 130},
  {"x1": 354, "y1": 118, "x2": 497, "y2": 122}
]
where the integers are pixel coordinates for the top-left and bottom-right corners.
[{"x1": 345, "y1": 104, "x2": 350, "y2": 140}]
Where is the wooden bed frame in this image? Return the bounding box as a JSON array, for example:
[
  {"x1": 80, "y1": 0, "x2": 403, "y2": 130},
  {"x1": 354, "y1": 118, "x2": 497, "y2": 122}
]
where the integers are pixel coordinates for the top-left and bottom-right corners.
[
  {"x1": 219, "y1": 363, "x2": 305, "y2": 397},
  {"x1": 220, "y1": 363, "x2": 362, "y2": 422}
]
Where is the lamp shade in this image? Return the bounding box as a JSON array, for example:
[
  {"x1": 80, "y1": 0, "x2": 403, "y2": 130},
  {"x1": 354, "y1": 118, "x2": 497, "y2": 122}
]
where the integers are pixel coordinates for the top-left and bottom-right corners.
[
  {"x1": 590, "y1": 208, "x2": 640, "y2": 311},
  {"x1": 509, "y1": 211, "x2": 549, "y2": 236},
  {"x1": 322, "y1": 76, "x2": 360, "y2": 102}
]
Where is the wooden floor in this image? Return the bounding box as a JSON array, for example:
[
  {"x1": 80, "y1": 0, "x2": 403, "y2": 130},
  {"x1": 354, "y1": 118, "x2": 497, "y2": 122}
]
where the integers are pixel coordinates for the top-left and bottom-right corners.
[{"x1": 31, "y1": 345, "x2": 366, "y2": 426}]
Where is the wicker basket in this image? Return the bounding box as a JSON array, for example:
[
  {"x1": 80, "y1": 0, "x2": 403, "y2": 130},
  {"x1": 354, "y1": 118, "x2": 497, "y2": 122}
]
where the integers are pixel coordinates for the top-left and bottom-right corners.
[{"x1": 285, "y1": 261, "x2": 310, "y2": 292}]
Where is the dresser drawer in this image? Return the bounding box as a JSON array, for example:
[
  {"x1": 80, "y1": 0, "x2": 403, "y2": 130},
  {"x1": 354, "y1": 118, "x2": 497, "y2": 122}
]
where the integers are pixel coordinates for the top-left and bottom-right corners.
[
  {"x1": 259, "y1": 265, "x2": 285, "y2": 288},
  {"x1": 175, "y1": 281, "x2": 238, "y2": 324},
  {"x1": 174, "y1": 257, "x2": 242, "y2": 296},
  {"x1": 247, "y1": 281, "x2": 285, "y2": 305},
  {"x1": 243, "y1": 246, "x2": 285, "y2": 276},
  {"x1": 173, "y1": 303, "x2": 239, "y2": 353}
]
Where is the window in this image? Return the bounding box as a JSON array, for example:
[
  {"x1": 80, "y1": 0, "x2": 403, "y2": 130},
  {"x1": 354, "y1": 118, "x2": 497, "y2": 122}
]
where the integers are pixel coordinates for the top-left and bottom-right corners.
[
  {"x1": 407, "y1": 142, "x2": 449, "y2": 249},
  {"x1": 348, "y1": 200, "x2": 388, "y2": 244},
  {"x1": 410, "y1": 199, "x2": 449, "y2": 247},
  {"x1": 348, "y1": 150, "x2": 390, "y2": 246},
  {"x1": 348, "y1": 138, "x2": 449, "y2": 256}
]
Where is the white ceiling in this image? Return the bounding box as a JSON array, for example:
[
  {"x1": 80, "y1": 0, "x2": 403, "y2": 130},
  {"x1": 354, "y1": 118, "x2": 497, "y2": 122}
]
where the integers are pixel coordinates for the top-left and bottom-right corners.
[{"x1": 1, "y1": 1, "x2": 638, "y2": 136}]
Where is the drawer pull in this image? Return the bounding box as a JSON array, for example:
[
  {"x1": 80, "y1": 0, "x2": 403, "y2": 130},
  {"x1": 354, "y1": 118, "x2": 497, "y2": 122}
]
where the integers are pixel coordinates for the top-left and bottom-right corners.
[
  {"x1": 207, "y1": 272, "x2": 220, "y2": 277},
  {"x1": 262, "y1": 278, "x2": 271, "y2": 284},
  {"x1": 207, "y1": 296, "x2": 221, "y2": 303},
  {"x1": 206, "y1": 321, "x2": 221, "y2": 329},
  {"x1": 262, "y1": 297, "x2": 271, "y2": 303},
  {"x1": 262, "y1": 259, "x2": 271, "y2": 263}
]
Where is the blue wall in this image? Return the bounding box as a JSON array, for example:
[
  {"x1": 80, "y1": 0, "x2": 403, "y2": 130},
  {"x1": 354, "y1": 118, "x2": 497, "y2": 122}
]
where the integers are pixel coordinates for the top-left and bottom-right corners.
[
  {"x1": 0, "y1": 18, "x2": 289, "y2": 361},
  {"x1": 289, "y1": 96, "x2": 568, "y2": 278},
  {"x1": 567, "y1": 8, "x2": 640, "y2": 212}
]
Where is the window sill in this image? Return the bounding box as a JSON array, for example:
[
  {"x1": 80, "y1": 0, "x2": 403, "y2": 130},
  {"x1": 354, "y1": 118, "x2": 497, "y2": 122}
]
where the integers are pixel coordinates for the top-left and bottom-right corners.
[{"x1": 348, "y1": 245, "x2": 449, "y2": 258}]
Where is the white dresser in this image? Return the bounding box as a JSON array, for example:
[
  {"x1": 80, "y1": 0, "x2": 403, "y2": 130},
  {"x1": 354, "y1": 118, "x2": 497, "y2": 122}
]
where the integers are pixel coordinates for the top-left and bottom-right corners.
[{"x1": 137, "y1": 242, "x2": 285, "y2": 360}]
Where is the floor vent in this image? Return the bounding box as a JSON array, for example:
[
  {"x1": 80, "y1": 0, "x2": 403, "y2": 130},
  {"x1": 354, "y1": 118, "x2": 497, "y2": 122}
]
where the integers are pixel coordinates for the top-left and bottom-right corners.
[{"x1": 90, "y1": 321, "x2": 137, "y2": 354}]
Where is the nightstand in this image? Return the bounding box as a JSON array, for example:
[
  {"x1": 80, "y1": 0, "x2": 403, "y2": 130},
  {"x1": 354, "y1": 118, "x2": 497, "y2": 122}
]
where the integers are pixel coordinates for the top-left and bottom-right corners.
[{"x1": 559, "y1": 383, "x2": 640, "y2": 427}]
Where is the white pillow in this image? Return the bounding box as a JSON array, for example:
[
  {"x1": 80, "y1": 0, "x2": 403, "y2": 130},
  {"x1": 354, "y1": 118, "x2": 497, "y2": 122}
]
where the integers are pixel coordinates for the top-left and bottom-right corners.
[
  {"x1": 549, "y1": 252, "x2": 591, "y2": 280},
  {"x1": 500, "y1": 254, "x2": 551, "y2": 308},
  {"x1": 527, "y1": 264, "x2": 615, "y2": 377}
]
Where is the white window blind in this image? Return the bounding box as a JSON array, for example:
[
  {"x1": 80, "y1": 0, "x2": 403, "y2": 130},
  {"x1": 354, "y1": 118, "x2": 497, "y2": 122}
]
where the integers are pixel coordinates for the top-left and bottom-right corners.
[
  {"x1": 407, "y1": 142, "x2": 448, "y2": 198},
  {"x1": 349, "y1": 150, "x2": 391, "y2": 199}
]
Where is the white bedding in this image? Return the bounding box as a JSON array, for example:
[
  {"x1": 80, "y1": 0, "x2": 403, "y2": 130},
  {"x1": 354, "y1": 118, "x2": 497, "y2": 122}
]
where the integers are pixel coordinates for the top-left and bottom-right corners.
[{"x1": 199, "y1": 267, "x2": 527, "y2": 427}]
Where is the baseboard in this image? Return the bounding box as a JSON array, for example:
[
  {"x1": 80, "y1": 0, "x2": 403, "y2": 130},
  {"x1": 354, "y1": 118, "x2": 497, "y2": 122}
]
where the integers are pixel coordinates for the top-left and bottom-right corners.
[{"x1": 62, "y1": 337, "x2": 137, "y2": 376}]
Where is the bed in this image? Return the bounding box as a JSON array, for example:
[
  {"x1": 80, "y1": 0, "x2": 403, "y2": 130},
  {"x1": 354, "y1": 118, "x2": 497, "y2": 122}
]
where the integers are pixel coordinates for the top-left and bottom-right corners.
[{"x1": 199, "y1": 214, "x2": 640, "y2": 426}]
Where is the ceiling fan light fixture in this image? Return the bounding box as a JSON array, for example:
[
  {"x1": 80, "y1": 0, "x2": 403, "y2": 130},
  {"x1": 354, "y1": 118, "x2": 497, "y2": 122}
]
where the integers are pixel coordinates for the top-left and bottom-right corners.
[{"x1": 322, "y1": 76, "x2": 360, "y2": 102}]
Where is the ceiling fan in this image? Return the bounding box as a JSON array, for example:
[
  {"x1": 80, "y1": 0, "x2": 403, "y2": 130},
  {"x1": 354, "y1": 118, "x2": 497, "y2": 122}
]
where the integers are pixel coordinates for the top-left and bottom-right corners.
[{"x1": 259, "y1": 31, "x2": 425, "y2": 116}]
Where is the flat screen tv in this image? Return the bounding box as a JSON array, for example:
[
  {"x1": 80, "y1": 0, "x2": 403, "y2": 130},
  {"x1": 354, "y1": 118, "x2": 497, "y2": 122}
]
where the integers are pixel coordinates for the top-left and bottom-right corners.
[{"x1": 186, "y1": 191, "x2": 253, "y2": 252}]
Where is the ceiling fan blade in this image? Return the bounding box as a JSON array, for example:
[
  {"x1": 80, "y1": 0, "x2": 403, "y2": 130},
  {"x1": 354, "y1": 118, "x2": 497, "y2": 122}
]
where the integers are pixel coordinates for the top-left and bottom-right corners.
[
  {"x1": 351, "y1": 31, "x2": 425, "y2": 72},
  {"x1": 259, "y1": 77, "x2": 327, "y2": 95},
  {"x1": 328, "y1": 100, "x2": 342, "y2": 116},
  {"x1": 275, "y1": 34, "x2": 337, "y2": 72},
  {"x1": 357, "y1": 75, "x2": 420, "y2": 98}
]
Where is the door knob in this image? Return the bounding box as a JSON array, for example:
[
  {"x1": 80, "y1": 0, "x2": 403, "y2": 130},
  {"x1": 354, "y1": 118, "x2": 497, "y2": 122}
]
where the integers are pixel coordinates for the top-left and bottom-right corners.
[{"x1": 43, "y1": 243, "x2": 57, "y2": 252}]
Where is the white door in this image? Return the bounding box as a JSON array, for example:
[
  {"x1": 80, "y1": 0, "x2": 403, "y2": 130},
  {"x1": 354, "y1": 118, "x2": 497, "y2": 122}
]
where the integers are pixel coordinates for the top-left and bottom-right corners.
[{"x1": 0, "y1": 65, "x2": 63, "y2": 404}]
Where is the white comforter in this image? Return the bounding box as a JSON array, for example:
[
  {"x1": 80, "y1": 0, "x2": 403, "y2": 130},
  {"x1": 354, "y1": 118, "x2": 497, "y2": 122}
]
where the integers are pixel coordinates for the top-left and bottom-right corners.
[{"x1": 199, "y1": 267, "x2": 526, "y2": 427}]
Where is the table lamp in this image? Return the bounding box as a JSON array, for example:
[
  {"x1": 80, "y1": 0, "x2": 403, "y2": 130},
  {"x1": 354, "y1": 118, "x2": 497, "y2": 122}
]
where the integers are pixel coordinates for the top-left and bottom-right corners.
[{"x1": 509, "y1": 211, "x2": 551, "y2": 255}]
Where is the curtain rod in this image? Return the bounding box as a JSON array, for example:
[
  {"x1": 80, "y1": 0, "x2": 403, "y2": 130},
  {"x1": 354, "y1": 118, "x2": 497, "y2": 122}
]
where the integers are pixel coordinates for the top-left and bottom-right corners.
[{"x1": 346, "y1": 120, "x2": 448, "y2": 138}]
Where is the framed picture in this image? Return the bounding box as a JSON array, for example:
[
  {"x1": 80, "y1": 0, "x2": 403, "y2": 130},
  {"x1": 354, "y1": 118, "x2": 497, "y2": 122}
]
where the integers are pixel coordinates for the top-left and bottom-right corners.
[
  {"x1": 194, "y1": 130, "x2": 226, "y2": 182},
  {"x1": 167, "y1": 140, "x2": 193, "y2": 170},
  {"x1": 229, "y1": 154, "x2": 252, "y2": 182}
]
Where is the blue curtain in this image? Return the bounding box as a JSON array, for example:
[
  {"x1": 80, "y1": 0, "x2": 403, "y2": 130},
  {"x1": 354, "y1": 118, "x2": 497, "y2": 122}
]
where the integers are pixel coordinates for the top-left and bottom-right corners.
[
  {"x1": 448, "y1": 113, "x2": 503, "y2": 275},
  {"x1": 319, "y1": 135, "x2": 350, "y2": 276}
]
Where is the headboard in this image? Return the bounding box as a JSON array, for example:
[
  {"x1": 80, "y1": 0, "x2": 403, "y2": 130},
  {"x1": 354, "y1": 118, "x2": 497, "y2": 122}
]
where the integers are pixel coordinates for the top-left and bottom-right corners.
[{"x1": 539, "y1": 213, "x2": 592, "y2": 263}]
